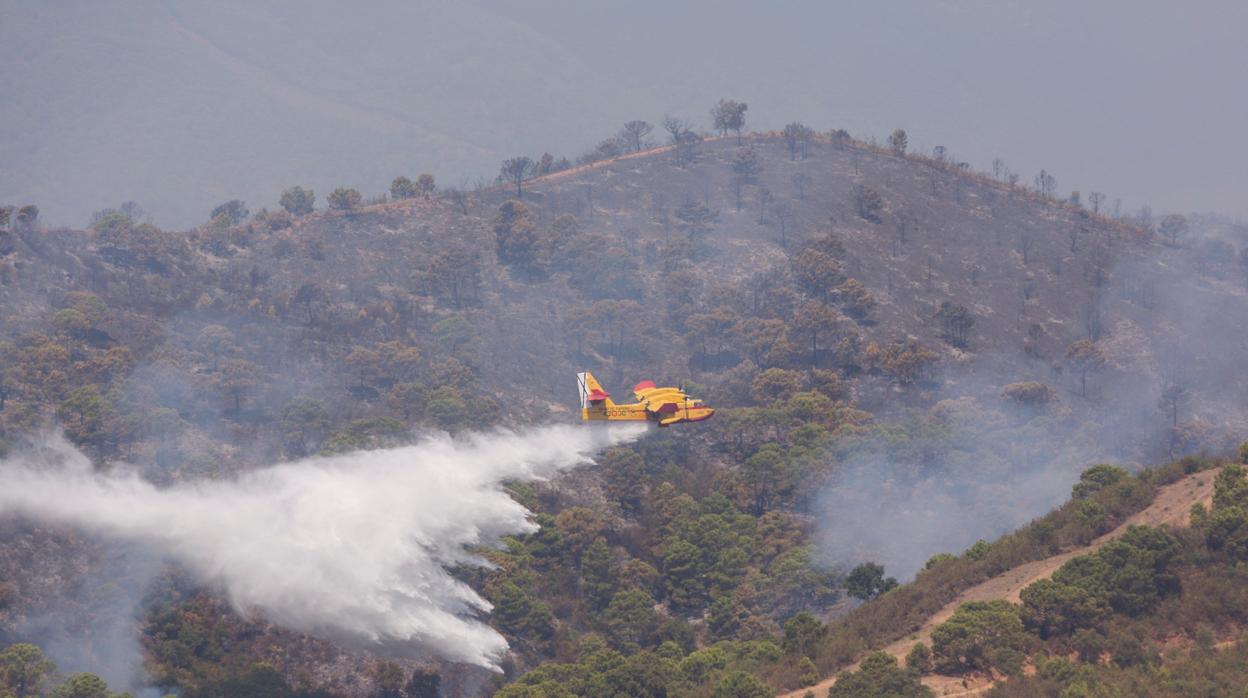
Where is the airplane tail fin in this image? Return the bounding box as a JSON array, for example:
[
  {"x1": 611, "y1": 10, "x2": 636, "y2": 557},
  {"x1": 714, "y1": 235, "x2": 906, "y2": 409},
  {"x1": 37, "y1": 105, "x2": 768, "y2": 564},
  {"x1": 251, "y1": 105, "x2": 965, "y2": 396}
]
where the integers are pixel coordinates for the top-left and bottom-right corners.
[{"x1": 578, "y1": 371, "x2": 614, "y2": 409}]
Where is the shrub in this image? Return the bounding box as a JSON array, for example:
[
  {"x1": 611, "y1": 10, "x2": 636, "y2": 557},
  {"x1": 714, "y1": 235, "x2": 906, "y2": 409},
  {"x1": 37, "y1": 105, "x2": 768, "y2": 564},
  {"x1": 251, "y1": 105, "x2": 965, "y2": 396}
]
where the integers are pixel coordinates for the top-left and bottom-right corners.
[{"x1": 1001, "y1": 381, "x2": 1057, "y2": 406}]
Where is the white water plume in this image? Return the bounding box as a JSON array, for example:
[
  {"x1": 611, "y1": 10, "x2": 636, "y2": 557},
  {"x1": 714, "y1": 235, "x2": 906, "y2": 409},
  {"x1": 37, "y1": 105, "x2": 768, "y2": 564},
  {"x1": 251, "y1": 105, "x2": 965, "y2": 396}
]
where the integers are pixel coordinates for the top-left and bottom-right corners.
[{"x1": 0, "y1": 423, "x2": 647, "y2": 669}]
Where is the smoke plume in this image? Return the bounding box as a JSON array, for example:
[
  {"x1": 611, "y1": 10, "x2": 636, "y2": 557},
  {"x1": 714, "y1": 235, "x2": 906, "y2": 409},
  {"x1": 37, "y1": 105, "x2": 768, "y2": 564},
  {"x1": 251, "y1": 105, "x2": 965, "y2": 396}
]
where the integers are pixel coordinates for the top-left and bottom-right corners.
[{"x1": 0, "y1": 424, "x2": 646, "y2": 670}]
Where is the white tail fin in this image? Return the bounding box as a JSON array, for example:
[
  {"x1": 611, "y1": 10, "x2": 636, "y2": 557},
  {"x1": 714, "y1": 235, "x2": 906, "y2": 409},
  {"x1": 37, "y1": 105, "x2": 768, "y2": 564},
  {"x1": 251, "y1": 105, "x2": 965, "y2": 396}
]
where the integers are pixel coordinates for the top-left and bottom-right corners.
[{"x1": 577, "y1": 372, "x2": 589, "y2": 409}]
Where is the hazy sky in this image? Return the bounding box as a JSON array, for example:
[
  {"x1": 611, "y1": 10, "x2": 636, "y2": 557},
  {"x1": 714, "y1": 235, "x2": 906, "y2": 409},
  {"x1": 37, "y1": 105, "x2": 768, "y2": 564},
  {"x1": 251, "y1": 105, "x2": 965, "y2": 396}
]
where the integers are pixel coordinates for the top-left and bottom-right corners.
[{"x1": 2, "y1": 0, "x2": 1245, "y2": 227}]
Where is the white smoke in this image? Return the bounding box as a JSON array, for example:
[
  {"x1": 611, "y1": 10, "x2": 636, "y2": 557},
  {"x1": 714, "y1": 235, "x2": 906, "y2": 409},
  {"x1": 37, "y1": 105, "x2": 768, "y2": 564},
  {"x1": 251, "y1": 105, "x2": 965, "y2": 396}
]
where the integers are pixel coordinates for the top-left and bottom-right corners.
[{"x1": 0, "y1": 423, "x2": 646, "y2": 670}]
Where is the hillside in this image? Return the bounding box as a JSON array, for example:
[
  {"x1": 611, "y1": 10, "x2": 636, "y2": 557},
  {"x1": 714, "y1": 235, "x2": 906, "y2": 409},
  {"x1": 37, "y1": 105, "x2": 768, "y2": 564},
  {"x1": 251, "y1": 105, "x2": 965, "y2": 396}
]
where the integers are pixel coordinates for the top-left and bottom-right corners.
[
  {"x1": 780, "y1": 467, "x2": 1217, "y2": 697},
  {"x1": 2, "y1": 127, "x2": 1248, "y2": 697},
  {"x1": 784, "y1": 455, "x2": 1248, "y2": 698}
]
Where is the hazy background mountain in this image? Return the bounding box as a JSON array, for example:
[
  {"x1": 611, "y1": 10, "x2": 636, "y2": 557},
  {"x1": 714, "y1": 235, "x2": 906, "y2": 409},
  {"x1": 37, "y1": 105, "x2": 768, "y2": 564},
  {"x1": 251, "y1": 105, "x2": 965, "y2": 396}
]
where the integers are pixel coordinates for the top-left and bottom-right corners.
[{"x1": 3, "y1": 0, "x2": 1246, "y2": 228}]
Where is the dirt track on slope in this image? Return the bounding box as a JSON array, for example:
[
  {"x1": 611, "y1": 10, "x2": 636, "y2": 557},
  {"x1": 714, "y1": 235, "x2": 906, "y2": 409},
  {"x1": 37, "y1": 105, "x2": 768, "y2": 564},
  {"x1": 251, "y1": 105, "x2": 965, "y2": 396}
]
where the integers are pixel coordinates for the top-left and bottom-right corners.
[{"x1": 778, "y1": 471, "x2": 1216, "y2": 698}]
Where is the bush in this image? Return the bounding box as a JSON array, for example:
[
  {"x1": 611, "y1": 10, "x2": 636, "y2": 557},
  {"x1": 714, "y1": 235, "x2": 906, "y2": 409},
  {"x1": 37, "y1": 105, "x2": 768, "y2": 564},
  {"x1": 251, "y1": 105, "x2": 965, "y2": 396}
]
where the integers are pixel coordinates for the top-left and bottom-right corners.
[
  {"x1": 1071, "y1": 628, "x2": 1107, "y2": 663},
  {"x1": 1002, "y1": 381, "x2": 1057, "y2": 406}
]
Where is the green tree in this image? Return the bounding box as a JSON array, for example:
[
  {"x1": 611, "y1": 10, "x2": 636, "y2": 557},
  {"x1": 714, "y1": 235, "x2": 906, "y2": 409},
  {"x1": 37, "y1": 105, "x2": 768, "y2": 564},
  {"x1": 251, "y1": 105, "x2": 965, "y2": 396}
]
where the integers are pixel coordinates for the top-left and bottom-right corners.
[
  {"x1": 782, "y1": 612, "x2": 825, "y2": 657},
  {"x1": 327, "y1": 187, "x2": 363, "y2": 212},
  {"x1": 602, "y1": 589, "x2": 659, "y2": 652},
  {"x1": 59, "y1": 386, "x2": 110, "y2": 450},
  {"x1": 416, "y1": 173, "x2": 436, "y2": 198},
  {"x1": 743, "y1": 443, "x2": 790, "y2": 514},
  {"x1": 845, "y1": 562, "x2": 898, "y2": 600},
  {"x1": 1213, "y1": 463, "x2": 1248, "y2": 511},
  {"x1": 1071, "y1": 464, "x2": 1128, "y2": 499},
  {"x1": 390, "y1": 176, "x2": 419, "y2": 200},
  {"x1": 209, "y1": 199, "x2": 248, "y2": 226},
  {"x1": 905, "y1": 642, "x2": 933, "y2": 673},
  {"x1": 1095, "y1": 526, "x2": 1180, "y2": 615},
  {"x1": 50, "y1": 673, "x2": 110, "y2": 698},
  {"x1": 425, "y1": 386, "x2": 469, "y2": 429},
  {"x1": 931, "y1": 600, "x2": 1027, "y2": 675},
  {"x1": 831, "y1": 651, "x2": 930, "y2": 698},
  {"x1": 663, "y1": 538, "x2": 705, "y2": 610},
  {"x1": 1019, "y1": 577, "x2": 1110, "y2": 639},
  {"x1": 580, "y1": 538, "x2": 615, "y2": 611},
  {"x1": 1206, "y1": 505, "x2": 1248, "y2": 560},
  {"x1": 712, "y1": 670, "x2": 768, "y2": 698},
  {"x1": 710, "y1": 99, "x2": 749, "y2": 142},
  {"x1": 600, "y1": 447, "x2": 645, "y2": 514},
  {"x1": 491, "y1": 581, "x2": 536, "y2": 636},
  {"x1": 0, "y1": 643, "x2": 55, "y2": 698},
  {"x1": 279, "y1": 186, "x2": 315, "y2": 215},
  {"x1": 555, "y1": 506, "x2": 605, "y2": 561}
]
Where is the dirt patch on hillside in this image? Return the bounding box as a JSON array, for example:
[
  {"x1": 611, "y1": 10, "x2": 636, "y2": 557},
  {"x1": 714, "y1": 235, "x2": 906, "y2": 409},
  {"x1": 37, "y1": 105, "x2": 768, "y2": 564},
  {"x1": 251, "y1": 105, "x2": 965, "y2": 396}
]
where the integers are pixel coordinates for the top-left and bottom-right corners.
[{"x1": 778, "y1": 471, "x2": 1215, "y2": 697}]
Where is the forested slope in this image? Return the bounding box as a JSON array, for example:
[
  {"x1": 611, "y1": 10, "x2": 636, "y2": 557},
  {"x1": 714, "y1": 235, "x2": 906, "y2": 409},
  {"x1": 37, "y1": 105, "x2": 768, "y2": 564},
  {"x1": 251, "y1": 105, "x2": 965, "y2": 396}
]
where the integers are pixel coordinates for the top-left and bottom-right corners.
[{"x1": 1, "y1": 125, "x2": 1247, "y2": 697}]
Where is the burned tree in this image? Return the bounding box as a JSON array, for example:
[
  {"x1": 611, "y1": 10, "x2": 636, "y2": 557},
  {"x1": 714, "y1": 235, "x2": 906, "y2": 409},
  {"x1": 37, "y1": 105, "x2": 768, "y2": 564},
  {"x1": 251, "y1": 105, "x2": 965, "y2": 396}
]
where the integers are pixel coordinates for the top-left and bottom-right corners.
[
  {"x1": 619, "y1": 120, "x2": 653, "y2": 153},
  {"x1": 730, "y1": 147, "x2": 763, "y2": 211},
  {"x1": 855, "y1": 185, "x2": 883, "y2": 223},
  {"x1": 782, "y1": 122, "x2": 814, "y2": 160},
  {"x1": 500, "y1": 157, "x2": 535, "y2": 198},
  {"x1": 935, "y1": 301, "x2": 975, "y2": 348}
]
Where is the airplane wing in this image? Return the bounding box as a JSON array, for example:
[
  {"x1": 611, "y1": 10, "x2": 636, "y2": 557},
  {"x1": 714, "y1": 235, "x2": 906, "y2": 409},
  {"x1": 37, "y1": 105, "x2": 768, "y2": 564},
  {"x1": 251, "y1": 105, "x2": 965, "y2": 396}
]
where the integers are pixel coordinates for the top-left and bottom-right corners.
[{"x1": 632, "y1": 380, "x2": 657, "y2": 401}]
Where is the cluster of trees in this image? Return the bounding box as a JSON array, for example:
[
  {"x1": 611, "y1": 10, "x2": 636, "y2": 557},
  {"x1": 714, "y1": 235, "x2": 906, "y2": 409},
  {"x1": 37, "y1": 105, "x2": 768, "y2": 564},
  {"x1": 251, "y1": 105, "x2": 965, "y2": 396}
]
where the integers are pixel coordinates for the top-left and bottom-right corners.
[
  {"x1": 755, "y1": 455, "x2": 1198, "y2": 692},
  {"x1": 834, "y1": 455, "x2": 1248, "y2": 697},
  {"x1": 0, "y1": 204, "x2": 39, "y2": 236},
  {"x1": 0, "y1": 642, "x2": 147, "y2": 698},
  {"x1": 389, "y1": 174, "x2": 435, "y2": 200}
]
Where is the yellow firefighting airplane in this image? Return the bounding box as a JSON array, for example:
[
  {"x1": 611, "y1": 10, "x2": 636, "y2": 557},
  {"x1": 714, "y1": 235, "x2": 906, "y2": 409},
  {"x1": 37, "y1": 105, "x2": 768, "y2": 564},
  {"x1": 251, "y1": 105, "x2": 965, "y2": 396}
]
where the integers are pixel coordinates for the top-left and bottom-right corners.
[{"x1": 578, "y1": 371, "x2": 714, "y2": 427}]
